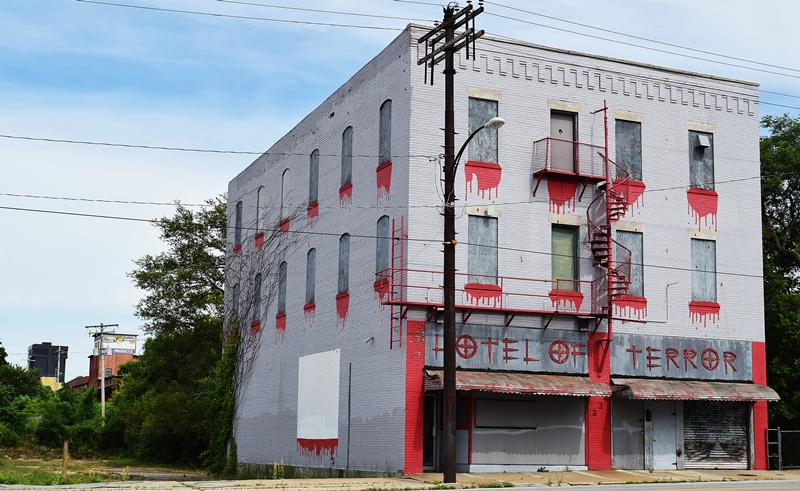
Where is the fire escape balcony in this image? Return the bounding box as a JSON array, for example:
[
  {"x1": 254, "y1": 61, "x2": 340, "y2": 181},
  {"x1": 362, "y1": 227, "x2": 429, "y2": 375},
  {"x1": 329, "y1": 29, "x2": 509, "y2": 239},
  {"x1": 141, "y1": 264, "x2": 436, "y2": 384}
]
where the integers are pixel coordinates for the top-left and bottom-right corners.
[
  {"x1": 532, "y1": 137, "x2": 611, "y2": 197},
  {"x1": 378, "y1": 267, "x2": 609, "y2": 326}
]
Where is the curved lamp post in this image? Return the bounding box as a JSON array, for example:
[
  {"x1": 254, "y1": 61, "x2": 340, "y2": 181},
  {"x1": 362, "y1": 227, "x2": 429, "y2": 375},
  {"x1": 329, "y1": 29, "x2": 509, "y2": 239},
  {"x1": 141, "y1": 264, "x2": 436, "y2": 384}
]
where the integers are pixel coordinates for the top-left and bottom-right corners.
[{"x1": 453, "y1": 117, "x2": 506, "y2": 172}]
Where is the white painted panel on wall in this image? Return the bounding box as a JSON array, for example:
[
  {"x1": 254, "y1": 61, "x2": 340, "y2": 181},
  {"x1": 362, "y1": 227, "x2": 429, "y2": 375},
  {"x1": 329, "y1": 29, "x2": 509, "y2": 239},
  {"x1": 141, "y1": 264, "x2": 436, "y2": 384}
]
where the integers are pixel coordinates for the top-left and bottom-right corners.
[{"x1": 297, "y1": 349, "x2": 340, "y2": 448}]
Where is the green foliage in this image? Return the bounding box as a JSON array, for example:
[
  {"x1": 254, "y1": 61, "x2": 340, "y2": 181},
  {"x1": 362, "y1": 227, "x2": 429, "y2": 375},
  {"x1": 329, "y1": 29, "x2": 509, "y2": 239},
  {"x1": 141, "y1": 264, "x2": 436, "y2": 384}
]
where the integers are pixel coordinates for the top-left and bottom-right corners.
[
  {"x1": 761, "y1": 114, "x2": 800, "y2": 428},
  {"x1": 202, "y1": 324, "x2": 239, "y2": 475},
  {"x1": 23, "y1": 387, "x2": 101, "y2": 455},
  {"x1": 0, "y1": 343, "x2": 49, "y2": 444}
]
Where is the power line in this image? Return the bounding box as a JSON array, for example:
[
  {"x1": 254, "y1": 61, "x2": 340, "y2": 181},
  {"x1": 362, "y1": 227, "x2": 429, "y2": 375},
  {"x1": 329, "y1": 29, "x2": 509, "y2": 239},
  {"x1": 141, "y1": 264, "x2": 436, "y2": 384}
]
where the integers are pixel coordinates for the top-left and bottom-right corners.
[
  {"x1": 484, "y1": 0, "x2": 800, "y2": 75},
  {"x1": 75, "y1": 0, "x2": 404, "y2": 30},
  {"x1": 215, "y1": 0, "x2": 432, "y2": 22},
  {"x1": 0, "y1": 193, "x2": 208, "y2": 208}
]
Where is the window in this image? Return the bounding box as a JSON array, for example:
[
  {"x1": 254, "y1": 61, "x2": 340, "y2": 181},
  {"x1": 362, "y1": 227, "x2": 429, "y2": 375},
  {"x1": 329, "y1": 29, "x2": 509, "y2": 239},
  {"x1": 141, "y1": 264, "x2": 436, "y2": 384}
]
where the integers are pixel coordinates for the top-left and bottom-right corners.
[
  {"x1": 234, "y1": 201, "x2": 243, "y2": 246},
  {"x1": 105, "y1": 368, "x2": 112, "y2": 377},
  {"x1": 281, "y1": 169, "x2": 291, "y2": 219},
  {"x1": 341, "y1": 126, "x2": 353, "y2": 188},
  {"x1": 379, "y1": 100, "x2": 392, "y2": 164},
  {"x1": 278, "y1": 262, "x2": 287, "y2": 314},
  {"x1": 691, "y1": 238, "x2": 716, "y2": 302},
  {"x1": 616, "y1": 231, "x2": 643, "y2": 297},
  {"x1": 253, "y1": 273, "x2": 262, "y2": 324},
  {"x1": 468, "y1": 215, "x2": 498, "y2": 284},
  {"x1": 338, "y1": 233, "x2": 350, "y2": 293},
  {"x1": 468, "y1": 98, "x2": 498, "y2": 163},
  {"x1": 231, "y1": 283, "x2": 240, "y2": 321},
  {"x1": 615, "y1": 120, "x2": 642, "y2": 181},
  {"x1": 309, "y1": 149, "x2": 319, "y2": 205},
  {"x1": 306, "y1": 248, "x2": 316, "y2": 305},
  {"x1": 256, "y1": 187, "x2": 266, "y2": 233},
  {"x1": 376, "y1": 215, "x2": 391, "y2": 279},
  {"x1": 550, "y1": 111, "x2": 577, "y2": 172},
  {"x1": 552, "y1": 225, "x2": 578, "y2": 291},
  {"x1": 689, "y1": 131, "x2": 714, "y2": 190}
]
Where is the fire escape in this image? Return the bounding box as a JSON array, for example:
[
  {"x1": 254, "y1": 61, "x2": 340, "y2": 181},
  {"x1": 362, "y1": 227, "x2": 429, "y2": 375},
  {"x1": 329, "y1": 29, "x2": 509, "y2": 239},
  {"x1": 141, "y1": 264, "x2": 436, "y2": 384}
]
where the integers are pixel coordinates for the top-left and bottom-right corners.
[{"x1": 379, "y1": 101, "x2": 634, "y2": 347}]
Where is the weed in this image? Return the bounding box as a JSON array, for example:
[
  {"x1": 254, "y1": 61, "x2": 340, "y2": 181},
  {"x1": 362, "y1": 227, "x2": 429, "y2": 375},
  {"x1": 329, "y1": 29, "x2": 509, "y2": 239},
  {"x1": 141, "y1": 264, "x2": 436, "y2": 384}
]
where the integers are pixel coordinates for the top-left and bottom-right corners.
[
  {"x1": 273, "y1": 459, "x2": 285, "y2": 480},
  {"x1": 536, "y1": 467, "x2": 548, "y2": 472}
]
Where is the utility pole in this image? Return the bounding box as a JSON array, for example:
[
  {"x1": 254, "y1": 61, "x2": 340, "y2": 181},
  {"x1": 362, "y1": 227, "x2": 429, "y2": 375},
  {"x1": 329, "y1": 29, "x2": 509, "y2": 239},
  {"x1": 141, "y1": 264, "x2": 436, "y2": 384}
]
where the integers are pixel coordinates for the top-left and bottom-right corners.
[
  {"x1": 55, "y1": 345, "x2": 62, "y2": 389},
  {"x1": 85, "y1": 323, "x2": 118, "y2": 423},
  {"x1": 417, "y1": 1, "x2": 484, "y2": 483}
]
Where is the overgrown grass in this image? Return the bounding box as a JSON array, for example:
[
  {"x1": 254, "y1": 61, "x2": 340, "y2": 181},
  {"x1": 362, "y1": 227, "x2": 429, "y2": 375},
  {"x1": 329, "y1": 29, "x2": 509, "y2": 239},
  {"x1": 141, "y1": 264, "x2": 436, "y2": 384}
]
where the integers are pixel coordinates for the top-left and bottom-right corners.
[{"x1": 0, "y1": 470, "x2": 113, "y2": 485}]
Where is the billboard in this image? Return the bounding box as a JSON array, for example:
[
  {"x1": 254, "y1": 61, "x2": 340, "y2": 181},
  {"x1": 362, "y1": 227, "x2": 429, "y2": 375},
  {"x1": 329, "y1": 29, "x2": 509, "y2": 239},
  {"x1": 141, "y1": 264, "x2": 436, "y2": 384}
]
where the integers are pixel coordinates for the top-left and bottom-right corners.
[{"x1": 94, "y1": 334, "x2": 137, "y2": 355}]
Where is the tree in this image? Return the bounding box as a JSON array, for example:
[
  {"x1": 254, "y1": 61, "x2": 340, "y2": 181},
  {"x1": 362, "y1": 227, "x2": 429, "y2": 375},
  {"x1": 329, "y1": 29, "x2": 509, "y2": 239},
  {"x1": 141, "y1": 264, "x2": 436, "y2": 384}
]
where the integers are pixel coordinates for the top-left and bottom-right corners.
[{"x1": 761, "y1": 114, "x2": 800, "y2": 428}]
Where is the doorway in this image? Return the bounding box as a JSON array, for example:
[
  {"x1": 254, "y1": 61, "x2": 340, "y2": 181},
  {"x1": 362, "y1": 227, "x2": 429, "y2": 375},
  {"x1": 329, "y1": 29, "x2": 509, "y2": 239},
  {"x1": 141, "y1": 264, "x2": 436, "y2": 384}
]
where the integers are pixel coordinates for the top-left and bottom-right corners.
[{"x1": 550, "y1": 111, "x2": 577, "y2": 172}]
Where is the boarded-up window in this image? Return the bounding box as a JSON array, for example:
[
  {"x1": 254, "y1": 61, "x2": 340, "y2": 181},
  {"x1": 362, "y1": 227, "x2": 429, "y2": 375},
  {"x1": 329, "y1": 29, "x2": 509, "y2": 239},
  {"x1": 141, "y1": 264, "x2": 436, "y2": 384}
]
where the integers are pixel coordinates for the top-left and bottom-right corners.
[
  {"x1": 379, "y1": 100, "x2": 391, "y2": 164},
  {"x1": 338, "y1": 233, "x2": 350, "y2": 293},
  {"x1": 256, "y1": 187, "x2": 266, "y2": 233},
  {"x1": 281, "y1": 169, "x2": 291, "y2": 219},
  {"x1": 376, "y1": 215, "x2": 390, "y2": 277},
  {"x1": 278, "y1": 261, "x2": 287, "y2": 313},
  {"x1": 468, "y1": 98, "x2": 498, "y2": 163},
  {"x1": 306, "y1": 248, "x2": 316, "y2": 305},
  {"x1": 552, "y1": 225, "x2": 578, "y2": 291},
  {"x1": 689, "y1": 131, "x2": 714, "y2": 190},
  {"x1": 309, "y1": 149, "x2": 319, "y2": 205},
  {"x1": 468, "y1": 215, "x2": 498, "y2": 284},
  {"x1": 341, "y1": 126, "x2": 353, "y2": 187},
  {"x1": 252, "y1": 273, "x2": 262, "y2": 323},
  {"x1": 234, "y1": 201, "x2": 243, "y2": 246},
  {"x1": 691, "y1": 238, "x2": 716, "y2": 302},
  {"x1": 617, "y1": 231, "x2": 644, "y2": 297},
  {"x1": 615, "y1": 120, "x2": 642, "y2": 181},
  {"x1": 231, "y1": 283, "x2": 239, "y2": 321}
]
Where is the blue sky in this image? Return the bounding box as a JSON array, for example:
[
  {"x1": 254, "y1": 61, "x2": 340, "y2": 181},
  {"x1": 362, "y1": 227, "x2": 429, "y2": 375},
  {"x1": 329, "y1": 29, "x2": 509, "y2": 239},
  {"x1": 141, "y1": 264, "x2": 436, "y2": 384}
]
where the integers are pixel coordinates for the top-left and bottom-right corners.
[{"x1": 1, "y1": 0, "x2": 798, "y2": 380}]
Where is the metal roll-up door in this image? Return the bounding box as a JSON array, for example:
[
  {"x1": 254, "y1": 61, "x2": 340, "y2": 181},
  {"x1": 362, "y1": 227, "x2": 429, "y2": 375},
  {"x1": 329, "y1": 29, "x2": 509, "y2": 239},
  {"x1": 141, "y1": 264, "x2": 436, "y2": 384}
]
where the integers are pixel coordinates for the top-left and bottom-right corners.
[{"x1": 684, "y1": 401, "x2": 748, "y2": 469}]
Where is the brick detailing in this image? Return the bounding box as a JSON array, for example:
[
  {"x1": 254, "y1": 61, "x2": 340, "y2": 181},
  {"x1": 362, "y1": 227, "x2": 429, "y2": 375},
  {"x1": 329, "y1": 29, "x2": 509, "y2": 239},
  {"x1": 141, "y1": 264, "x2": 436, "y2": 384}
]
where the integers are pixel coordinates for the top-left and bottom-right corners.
[
  {"x1": 752, "y1": 341, "x2": 768, "y2": 470},
  {"x1": 404, "y1": 320, "x2": 426, "y2": 474},
  {"x1": 585, "y1": 396, "x2": 611, "y2": 470}
]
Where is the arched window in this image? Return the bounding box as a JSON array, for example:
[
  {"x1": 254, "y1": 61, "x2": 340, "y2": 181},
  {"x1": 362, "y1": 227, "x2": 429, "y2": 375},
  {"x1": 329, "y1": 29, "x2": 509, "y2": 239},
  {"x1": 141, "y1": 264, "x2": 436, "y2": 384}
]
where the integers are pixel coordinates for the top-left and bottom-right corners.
[
  {"x1": 281, "y1": 169, "x2": 291, "y2": 220},
  {"x1": 252, "y1": 273, "x2": 262, "y2": 324},
  {"x1": 234, "y1": 201, "x2": 243, "y2": 246},
  {"x1": 256, "y1": 186, "x2": 266, "y2": 233},
  {"x1": 308, "y1": 150, "x2": 319, "y2": 205},
  {"x1": 341, "y1": 127, "x2": 353, "y2": 188},
  {"x1": 338, "y1": 234, "x2": 350, "y2": 293},
  {"x1": 278, "y1": 261, "x2": 288, "y2": 314},
  {"x1": 379, "y1": 100, "x2": 392, "y2": 165},
  {"x1": 376, "y1": 216, "x2": 390, "y2": 279},
  {"x1": 231, "y1": 283, "x2": 240, "y2": 321},
  {"x1": 306, "y1": 248, "x2": 316, "y2": 305}
]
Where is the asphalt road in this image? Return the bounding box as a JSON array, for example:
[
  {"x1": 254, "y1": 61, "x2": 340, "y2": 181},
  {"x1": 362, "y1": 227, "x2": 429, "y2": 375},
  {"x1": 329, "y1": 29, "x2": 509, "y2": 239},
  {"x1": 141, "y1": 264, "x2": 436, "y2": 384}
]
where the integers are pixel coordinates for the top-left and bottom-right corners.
[{"x1": 516, "y1": 480, "x2": 800, "y2": 490}]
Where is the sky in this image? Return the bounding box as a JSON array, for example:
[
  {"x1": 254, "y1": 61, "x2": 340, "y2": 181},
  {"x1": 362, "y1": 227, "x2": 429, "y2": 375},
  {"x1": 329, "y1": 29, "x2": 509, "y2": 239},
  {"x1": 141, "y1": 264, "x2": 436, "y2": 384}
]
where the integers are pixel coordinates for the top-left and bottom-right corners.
[{"x1": 1, "y1": 0, "x2": 798, "y2": 381}]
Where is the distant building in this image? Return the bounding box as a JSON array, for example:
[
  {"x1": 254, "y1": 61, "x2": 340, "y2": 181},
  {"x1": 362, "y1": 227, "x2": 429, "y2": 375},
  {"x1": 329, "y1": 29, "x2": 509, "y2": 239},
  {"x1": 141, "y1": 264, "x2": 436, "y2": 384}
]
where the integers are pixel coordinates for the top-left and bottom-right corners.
[
  {"x1": 69, "y1": 333, "x2": 138, "y2": 395},
  {"x1": 27, "y1": 342, "x2": 68, "y2": 389}
]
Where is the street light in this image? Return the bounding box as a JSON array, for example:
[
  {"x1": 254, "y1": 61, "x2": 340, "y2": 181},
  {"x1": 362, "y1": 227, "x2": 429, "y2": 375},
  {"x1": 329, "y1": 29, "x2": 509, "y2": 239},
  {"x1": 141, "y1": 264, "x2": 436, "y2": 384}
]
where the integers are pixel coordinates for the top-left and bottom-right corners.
[{"x1": 442, "y1": 115, "x2": 505, "y2": 480}]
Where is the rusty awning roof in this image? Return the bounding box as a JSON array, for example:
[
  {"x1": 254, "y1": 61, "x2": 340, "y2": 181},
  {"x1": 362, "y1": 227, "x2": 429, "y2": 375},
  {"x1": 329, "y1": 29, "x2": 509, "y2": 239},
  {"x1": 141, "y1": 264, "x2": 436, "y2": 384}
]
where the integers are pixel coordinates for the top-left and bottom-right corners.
[
  {"x1": 612, "y1": 378, "x2": 780, "y2": 401},
  {"x1": 424, "y1": 370, "x2": 611, "y2": 397}
]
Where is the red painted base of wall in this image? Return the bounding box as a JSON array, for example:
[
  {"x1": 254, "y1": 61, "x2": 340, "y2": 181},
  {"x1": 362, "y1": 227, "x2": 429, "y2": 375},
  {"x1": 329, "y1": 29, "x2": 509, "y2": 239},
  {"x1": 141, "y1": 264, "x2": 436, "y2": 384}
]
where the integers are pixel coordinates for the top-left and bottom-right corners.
[
  {"x1": 752, "y1": 341, "x2": 768, "y2": 470},
  {"x1": 404, "y1": 320, "x2": 426, "y2": 475}
]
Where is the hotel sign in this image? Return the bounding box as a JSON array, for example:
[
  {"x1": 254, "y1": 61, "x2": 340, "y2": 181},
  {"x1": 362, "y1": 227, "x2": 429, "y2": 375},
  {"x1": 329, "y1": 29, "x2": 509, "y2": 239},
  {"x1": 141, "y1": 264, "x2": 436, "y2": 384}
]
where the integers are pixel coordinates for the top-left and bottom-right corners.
[{"x1": 425, "y1": 322, "x2": 588, "y2": 374}]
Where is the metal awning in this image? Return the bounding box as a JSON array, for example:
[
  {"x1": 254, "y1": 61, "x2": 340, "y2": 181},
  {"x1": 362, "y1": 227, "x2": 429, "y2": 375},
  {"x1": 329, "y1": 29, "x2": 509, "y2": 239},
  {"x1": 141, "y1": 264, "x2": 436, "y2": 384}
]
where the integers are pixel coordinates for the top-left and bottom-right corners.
[
  {"x1": 424, "y1": 370, "x2": 611, "y2": 397},
  {"x1": 612, "y1": 378, "x2": 780, "y2": 401}
]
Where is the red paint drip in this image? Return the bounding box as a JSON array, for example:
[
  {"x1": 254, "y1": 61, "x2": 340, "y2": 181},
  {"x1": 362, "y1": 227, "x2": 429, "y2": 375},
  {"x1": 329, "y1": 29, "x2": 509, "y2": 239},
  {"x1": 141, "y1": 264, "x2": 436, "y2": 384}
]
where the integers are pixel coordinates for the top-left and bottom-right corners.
[
  {"x1": 547, "y1": 178, "x2": 579, "y2": 214},
  {"x1": 339, "y1": 182, "x2": 352, "y2": 206},
  {"x1": 279, "y1": 218, "x2": 290, "y2": 237},
  {"x1": 374, "y1": 278, "x2": 391, "y2": 305},
  {"x1": 336, "y1": 291, "x2": 349, "y2": 327},
  {"x1": 276, "y1": 312, "x2": 286, "y2": 332},
  {"x1": 687, "y1": 188, "x2": 718, "y2": 231},
  {"x1": 376, "y1": 160, "x2": 392, "y2": 202},
  {"x1": 303, "y1": 302, "x2": 316, "y2": 327},
  {"x1": 255, "y1": 232, "x2": 264, "y2": 249},
  {"x1": 614, "y1": 179, "x2": 646, "y2": 212},
  {"x1": 549, "y1": 289, "x2": 584, "y2": 312},
  {"x1": 464, "y1": 283, "x2": 502, "y2": 308},
  {"x1": 307, "y1": 202, "x2": 318, "y2": 229},
  {"x1": 297, "y1": 438, "x2": 338, "y2": 459},
  {"x1": 465, "y1": 161, "x2": 502, "y2": 200},
  {"x1": 689, "y1": 300, "x2": 720, "y2": 327},
  {"x1": 233, "y1": 244, "x2": 242, "y2": 255},
  {"x1": 250, "y1": 320, "x2": 261, "y2": 337},
  {"x1": 614, "y1": 295, "x2": 648, "y2": 319}
]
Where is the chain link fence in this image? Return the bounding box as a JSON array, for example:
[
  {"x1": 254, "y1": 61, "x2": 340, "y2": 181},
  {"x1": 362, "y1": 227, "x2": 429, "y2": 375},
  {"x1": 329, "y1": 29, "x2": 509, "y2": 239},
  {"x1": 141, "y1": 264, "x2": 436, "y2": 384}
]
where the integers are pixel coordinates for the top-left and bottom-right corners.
[{"x1": 768, "y1": 428, "x2": 800, "y2": 470}]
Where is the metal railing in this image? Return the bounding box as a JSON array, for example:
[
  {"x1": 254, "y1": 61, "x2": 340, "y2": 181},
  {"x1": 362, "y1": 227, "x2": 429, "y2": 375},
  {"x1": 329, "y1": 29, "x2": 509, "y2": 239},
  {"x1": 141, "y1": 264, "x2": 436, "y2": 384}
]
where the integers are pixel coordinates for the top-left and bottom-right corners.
[
  {"x1": 768, "y1": 427, "x2": 800, "y2": 470},
  {"x1": 532, "y1": 137, "x2": 607, "y2": 178}
]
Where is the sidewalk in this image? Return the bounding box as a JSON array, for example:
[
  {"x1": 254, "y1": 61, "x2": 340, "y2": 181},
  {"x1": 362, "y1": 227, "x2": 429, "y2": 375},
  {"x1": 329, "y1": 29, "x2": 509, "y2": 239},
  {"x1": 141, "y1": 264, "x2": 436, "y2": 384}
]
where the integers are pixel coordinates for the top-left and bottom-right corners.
[{"x1": 3, "y1": 470, "x2": 800, "y2": 490}]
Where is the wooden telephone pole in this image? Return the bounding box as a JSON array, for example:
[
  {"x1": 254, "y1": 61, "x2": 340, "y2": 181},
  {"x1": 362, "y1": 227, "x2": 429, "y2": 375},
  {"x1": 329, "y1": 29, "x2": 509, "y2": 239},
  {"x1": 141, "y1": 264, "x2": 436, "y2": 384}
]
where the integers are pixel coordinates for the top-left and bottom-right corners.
[{"x1": 417, "y1": 1, "x2": 484, "y2": 483}]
